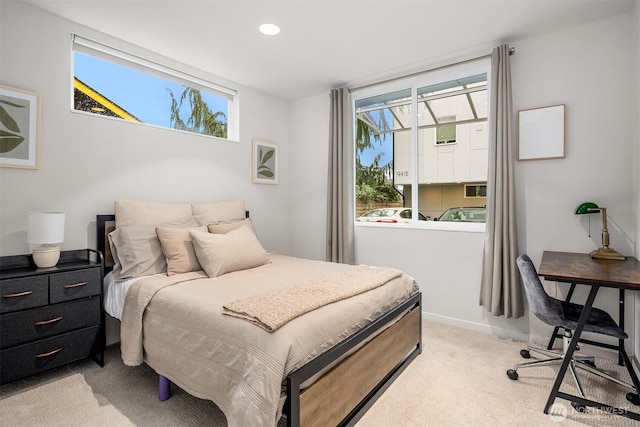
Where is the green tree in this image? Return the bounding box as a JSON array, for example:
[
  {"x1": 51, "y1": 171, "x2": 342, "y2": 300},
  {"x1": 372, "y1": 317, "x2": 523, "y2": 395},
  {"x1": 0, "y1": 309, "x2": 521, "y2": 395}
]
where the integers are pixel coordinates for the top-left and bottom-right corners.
[
  {"x1": 355, "y1": 116, "x2": 400, "y2": 207},
  {"x1": 168, "y1": 87, "x2": 227, "y2": 138}
]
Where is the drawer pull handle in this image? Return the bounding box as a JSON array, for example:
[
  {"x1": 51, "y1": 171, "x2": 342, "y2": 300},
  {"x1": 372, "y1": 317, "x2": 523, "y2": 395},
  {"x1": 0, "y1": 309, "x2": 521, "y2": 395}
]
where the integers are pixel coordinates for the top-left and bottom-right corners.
[
  {"x1": 63, "y1": 281, "x2": 88, "y2": 289},
  {"x1": 36, "y1": 348, "x2": 62, "y2": 358},
  {"x1": 35, "y1": 316, "x2": 63, "y2": 326},
  {"x1": 2, "y1": 290, "x2": 33, "y2": 298}
]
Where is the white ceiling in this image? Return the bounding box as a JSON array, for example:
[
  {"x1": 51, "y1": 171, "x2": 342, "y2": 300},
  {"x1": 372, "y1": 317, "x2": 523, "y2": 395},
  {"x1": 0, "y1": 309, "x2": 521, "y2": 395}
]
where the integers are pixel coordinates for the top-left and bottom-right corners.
[{"x1": 19, "y1": 0, "x2": 636, "y2": 101}]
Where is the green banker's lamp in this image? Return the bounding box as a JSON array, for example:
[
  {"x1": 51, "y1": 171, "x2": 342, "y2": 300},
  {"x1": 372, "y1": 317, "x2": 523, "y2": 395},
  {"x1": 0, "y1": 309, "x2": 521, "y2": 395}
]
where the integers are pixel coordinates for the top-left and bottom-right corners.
[{"x1": 575, "y1": 202, "x2": 626, "y2": 261}]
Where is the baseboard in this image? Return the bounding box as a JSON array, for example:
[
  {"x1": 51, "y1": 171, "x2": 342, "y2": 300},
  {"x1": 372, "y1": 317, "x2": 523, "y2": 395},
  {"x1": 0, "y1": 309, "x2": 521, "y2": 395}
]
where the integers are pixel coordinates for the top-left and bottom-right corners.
[{"x1": 423, "y1": 311, "x2": 529, "y2": 342}]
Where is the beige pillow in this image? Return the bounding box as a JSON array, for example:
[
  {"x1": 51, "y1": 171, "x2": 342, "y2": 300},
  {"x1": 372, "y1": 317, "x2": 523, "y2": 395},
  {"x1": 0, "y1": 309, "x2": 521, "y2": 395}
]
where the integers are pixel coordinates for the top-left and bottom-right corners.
[
  {"x1": 109, "y1": 218, "x2": 196, "y2": 279},
  {"x1": 190, "y1": 225, "x2": 269, "y2": 278},
  {"x1": 191, "y1": 200, "x2": 246, "y2": 225},
  {"x1": 115, "y1": 200, "x2": 192, "y2": 227},
  {"x1": 156, "y1": 225, "x2": 207, "y2": 276},
  {"x1": 207, "y1": 218, "x2": 255, "y2": 234}
]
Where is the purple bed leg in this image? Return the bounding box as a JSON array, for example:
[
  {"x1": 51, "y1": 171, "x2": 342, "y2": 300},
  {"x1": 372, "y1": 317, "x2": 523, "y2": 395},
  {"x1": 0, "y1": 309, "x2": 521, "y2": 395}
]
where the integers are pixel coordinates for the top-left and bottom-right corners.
[{"x1": 159, "y1": 375, "x2": 172, "y2": 401}]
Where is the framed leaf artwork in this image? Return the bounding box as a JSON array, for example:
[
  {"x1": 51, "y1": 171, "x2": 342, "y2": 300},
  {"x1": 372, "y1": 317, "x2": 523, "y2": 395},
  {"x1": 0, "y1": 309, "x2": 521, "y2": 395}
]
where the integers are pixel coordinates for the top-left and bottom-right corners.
[
  {"x1": 0, "y1": 85, "x2": 41, "y2": 169},
  {"x1": 252, "y1": 138, "x2": 278, "y2": 184}
]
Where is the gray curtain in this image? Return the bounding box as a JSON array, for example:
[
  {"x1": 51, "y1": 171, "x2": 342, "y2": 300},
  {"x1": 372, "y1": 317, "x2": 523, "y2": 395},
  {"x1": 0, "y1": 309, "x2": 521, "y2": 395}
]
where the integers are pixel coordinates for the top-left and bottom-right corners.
[
  {"x1": 326, "y1": 88, "x2": 355, "y2": 264},
  {"x1": 479, "y1": 45, "x2": 523, "y2": 319}
]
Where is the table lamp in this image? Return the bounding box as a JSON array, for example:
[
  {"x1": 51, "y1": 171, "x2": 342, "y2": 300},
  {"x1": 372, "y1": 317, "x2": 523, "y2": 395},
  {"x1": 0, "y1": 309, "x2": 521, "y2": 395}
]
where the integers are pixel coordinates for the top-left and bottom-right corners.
[
  {"x1": 575, "y1": 202, "x2": 625, "y2": 261},
  {"x1": 28, "y1": 212, "x2": 65, "y2": 268}
]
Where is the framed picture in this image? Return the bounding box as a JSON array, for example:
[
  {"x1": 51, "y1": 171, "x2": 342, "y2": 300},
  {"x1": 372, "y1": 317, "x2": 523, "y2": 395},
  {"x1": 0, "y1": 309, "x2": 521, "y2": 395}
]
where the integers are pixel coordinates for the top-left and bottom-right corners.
[
  {"x1": 252, "y1": 138, "x2": 278, "y2": 184},
  {"x1": 517, "y1": 104, "x2": 565, "y2": 161},
  {"x1": 0, "y1": 85, "x2": 41, "y2": 169}
]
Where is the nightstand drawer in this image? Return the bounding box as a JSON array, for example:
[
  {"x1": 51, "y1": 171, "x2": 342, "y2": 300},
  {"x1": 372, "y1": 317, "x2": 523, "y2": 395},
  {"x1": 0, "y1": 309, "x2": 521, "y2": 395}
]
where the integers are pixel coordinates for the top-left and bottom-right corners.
[
  {"x1": 50, "y1": 268, "x2": 101, "y2": 303},
  {"x1": 0, "y1": 276, "x2": 48, "y2": 314},
  {"x1": 0, "y1": 325, "x2": 101, "y2": 384},
  {"x1": 0, "y1": 297, "x2": 101, "y2": 349}
]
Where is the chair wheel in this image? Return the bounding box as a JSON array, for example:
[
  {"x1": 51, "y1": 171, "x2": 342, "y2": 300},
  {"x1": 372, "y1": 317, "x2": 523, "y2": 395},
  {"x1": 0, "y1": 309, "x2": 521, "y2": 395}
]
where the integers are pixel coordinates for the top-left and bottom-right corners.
[
  {"x1": 626, "y1": 393, "x2": 640, "y2": 405},
  {"x1": 519, "y1": 349, "x2": 531, "y2": 359},
  {"x1": 571, "y1": 401, "x2": 586, "y2": 413},
  {"x1": 506, "y1": 369, "x2": 518, "y2": 380}
]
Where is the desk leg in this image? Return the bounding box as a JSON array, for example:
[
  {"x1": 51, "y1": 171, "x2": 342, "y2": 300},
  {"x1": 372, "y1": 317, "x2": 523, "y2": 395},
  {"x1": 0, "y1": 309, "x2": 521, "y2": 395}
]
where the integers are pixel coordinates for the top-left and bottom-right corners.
[
  {"x1": 618, "y1": 287, "x2": 640, "y2": 405},
  {"x1": 544, "y1": 286, "x2": 597, "y2": 414},
  {"x1": 547, "y1": 283, "x2": 576, "y2": 351},
  {"x1": 619, "y1": 288, "x2": 625, "y2": 366},
  {"x1": 620, "y1": 346, "x2": 640, "y2": 405}
]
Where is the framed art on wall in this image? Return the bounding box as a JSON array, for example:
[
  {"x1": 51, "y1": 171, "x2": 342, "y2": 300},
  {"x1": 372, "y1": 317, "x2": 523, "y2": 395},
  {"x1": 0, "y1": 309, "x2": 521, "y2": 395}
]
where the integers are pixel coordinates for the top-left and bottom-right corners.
[
  {"x1": 0, "y1": 85, "x2": 41, "y2": 169},
  {"x1": 517, "y1": 104, "x2": 565, "y2": 161},
  {"x1": 252, "y1": 138, "x2": 278, "y2": 184}
]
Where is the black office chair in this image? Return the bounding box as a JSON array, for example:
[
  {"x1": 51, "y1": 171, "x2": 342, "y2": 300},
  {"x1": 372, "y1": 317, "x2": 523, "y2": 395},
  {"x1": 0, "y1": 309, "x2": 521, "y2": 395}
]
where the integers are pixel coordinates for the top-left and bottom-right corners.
[{"x1": 507, "y1": 254, "x2": 636, "y2": 400}]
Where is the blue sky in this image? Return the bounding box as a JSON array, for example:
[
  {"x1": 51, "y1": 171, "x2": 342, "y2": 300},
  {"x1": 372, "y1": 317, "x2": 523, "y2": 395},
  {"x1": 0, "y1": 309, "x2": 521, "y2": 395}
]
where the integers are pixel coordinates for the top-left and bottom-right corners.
[
  {"x1": 74, "y1": 52, "x2": 227, "y2": 127},
  {"x1": 359, "y1": 134, "x2": 393, "y2": 167}
]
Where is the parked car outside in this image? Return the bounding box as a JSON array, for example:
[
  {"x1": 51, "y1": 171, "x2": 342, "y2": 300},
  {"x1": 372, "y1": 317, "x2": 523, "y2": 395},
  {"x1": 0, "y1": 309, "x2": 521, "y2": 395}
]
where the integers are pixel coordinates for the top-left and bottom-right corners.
[
  {"x1": 436, "y1": 206, "x2": 486, "y2": 222},
  {"x1": 356, "y1": 208, "x2": 429, "y2": 223}
]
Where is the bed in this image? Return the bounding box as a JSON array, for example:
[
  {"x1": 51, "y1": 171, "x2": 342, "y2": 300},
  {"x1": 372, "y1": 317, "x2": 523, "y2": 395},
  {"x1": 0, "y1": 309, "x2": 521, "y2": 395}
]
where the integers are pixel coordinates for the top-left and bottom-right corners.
[{"x1": 97, "y1": 200, "x2": 422, "y2": 427}]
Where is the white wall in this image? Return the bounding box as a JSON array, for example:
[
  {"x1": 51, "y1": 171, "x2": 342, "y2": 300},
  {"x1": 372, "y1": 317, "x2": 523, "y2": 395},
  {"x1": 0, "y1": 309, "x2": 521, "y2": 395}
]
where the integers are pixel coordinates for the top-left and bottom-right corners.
[
  {"x1": 290, "y1": 13, "x2": 637, "y2": 348},
  {"x1": 0, "y1": 2, "x2": 292, "y2": 258},
  {"x1": 288, "y1": 92, "x2": 329, "y2": 261},
  {"x1": 355, "y1": 225, "x2": 530, "y2": 340},
  {"x1": 513, "y1": 13, "x2": 636, "y2": 350}
]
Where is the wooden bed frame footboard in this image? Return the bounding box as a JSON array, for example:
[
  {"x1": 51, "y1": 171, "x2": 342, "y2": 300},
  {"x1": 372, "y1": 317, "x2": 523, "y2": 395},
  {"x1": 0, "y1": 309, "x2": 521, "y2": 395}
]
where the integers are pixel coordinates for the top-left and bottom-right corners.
[{"x1": 285, "y1": 292, "x2": 422, "y2": 427}]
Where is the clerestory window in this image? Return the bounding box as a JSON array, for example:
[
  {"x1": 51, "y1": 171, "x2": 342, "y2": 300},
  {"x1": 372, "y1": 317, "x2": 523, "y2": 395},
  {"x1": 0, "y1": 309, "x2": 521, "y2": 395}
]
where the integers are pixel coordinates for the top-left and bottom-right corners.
[{"x1": 71, "y1": 34, "x2": 238, "y2": 141}]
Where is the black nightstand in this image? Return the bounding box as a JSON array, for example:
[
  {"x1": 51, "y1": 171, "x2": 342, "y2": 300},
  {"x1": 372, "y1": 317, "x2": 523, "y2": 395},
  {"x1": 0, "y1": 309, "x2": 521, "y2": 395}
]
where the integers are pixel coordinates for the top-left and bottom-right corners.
[{"x1": 0, "y1": 249, "x2": 105, "y2": 384}]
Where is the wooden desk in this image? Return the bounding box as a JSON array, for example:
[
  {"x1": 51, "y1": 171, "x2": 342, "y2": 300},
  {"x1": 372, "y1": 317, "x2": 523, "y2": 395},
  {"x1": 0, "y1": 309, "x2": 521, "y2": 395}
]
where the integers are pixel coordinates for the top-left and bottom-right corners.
[{"x1": 538, "y1": 251, "x2": 640, "y2": 421}]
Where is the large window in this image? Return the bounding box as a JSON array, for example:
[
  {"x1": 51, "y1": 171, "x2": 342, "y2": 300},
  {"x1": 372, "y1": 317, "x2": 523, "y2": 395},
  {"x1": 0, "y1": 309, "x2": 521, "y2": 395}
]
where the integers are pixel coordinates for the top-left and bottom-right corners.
[
  {"x1": 71, "y1": 34, "x2": 238, "y2": 141},
  {"x1": 353, "y1": 59, "x2": 489, "y2": 227}
]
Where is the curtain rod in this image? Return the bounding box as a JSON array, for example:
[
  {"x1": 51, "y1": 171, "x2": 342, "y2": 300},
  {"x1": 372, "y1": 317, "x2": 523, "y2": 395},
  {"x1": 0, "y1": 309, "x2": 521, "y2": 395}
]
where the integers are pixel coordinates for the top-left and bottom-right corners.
[{"x1": 349, "y1": 47, "x2": 515, "y2": 92}]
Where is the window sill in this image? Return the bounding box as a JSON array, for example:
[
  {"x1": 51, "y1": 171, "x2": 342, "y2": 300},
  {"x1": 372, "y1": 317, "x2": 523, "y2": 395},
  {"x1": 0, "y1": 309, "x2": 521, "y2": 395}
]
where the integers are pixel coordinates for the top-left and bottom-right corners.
[{"x1": 355, "y1": 221, "x2": 486, "y2": 233}]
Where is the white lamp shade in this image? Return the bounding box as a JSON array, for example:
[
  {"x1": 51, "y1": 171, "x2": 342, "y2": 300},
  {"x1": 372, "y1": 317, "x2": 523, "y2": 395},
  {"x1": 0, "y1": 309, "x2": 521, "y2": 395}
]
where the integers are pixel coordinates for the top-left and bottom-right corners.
[{"x1": 28, "y1": 212, "x2": 65, "y2": 244}]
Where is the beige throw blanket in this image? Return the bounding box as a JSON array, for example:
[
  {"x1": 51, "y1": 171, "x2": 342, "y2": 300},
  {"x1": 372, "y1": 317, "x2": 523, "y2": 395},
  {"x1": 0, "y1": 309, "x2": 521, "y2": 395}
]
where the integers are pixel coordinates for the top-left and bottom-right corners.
[{"x1": 223, "y1": 266, "x2": 402, "y2": 331}]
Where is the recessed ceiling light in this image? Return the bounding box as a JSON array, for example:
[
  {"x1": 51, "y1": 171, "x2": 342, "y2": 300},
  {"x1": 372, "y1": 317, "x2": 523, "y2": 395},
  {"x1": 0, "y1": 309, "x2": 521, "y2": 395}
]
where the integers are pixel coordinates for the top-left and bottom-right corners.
[{"x1": 259, "y1": 23, "x2": 280, "y2": 36}]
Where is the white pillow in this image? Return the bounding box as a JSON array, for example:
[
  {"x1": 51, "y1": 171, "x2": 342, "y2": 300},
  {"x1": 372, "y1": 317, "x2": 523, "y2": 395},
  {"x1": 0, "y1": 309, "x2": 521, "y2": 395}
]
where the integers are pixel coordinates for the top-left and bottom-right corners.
[{"x1": 190, "y1": 225, "x2": 268, "y2": 278}]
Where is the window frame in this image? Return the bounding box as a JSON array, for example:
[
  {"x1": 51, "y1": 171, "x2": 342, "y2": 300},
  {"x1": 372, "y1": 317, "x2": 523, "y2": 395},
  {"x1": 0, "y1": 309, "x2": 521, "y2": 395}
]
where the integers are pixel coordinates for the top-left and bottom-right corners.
[
  {"x1": 465, "y1": 184, "x2": 488, "y2": 198},
  {"x1": 351, "y1": 58, "x2": 490, "y2": 232},
  {"x1": 70, "y1": 34, "x2": 239, "y2": 142}
]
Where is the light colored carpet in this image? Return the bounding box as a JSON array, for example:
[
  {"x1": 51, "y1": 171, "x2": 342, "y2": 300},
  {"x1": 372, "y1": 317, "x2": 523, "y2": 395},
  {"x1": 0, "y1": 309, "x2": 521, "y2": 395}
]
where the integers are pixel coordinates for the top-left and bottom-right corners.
[
  {"x1": 1, "y1": 320, "x2": 638, "y2": 426},
  {"x1": 358, "y1": 321, "x2": 638, "y2": 427}
]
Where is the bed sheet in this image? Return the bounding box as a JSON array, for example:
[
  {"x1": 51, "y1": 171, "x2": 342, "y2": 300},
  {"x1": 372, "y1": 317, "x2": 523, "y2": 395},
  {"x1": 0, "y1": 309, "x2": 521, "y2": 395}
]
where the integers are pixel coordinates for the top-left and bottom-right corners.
[{"x1": 103, "y1": 272, "x2": 153, "y2": 320}]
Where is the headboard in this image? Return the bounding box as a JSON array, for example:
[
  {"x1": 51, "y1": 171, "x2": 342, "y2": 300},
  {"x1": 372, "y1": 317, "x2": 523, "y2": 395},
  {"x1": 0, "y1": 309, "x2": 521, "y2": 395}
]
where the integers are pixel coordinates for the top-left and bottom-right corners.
[
  {"x1": 96, "y1": 214, "x2": 116, "y2": 273},
  {"x1": 96, "y1": 211, "x2": 250, "y2": 275}
]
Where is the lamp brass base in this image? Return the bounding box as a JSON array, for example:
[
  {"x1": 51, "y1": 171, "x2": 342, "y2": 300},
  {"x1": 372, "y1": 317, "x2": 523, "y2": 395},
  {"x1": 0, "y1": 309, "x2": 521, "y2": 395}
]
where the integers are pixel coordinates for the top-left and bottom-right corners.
[{"x1": 590, "y1": 247, "x2": 626, "y2": 261}]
